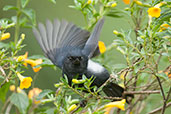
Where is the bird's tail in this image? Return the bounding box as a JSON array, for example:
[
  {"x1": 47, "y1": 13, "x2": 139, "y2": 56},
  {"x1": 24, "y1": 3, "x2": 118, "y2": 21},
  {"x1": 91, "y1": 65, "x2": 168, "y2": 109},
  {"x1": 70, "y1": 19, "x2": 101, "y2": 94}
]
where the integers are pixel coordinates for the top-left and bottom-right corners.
[{"x1": 103, "y1": 82, "x2": 124, "y2": 97}]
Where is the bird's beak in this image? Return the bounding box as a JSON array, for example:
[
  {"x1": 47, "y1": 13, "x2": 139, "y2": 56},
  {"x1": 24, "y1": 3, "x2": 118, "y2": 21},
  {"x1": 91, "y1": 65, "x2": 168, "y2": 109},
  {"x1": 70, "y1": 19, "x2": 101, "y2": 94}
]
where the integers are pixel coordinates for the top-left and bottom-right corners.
[{"x1": 73, "y1": 58, "x2": 80, "y2": 65}]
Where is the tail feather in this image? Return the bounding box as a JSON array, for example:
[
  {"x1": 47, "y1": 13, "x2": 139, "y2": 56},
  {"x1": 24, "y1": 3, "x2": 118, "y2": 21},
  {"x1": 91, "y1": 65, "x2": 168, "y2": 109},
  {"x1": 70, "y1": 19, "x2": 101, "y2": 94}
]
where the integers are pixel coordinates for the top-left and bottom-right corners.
[{"x1": 103, "y1": 82, "x2": 124, "y2": 97}]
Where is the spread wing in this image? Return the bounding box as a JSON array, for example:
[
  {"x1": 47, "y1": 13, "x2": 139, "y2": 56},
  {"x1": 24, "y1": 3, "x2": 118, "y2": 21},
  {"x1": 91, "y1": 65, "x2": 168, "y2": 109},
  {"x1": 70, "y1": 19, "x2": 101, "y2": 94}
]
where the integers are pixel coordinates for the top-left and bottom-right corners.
[
  {"x1": 33, "y1": 19, "x2": 90, "y2": 68},
  {"x1": 82, "y1": 18, "x2": 104, "y2": 58}
]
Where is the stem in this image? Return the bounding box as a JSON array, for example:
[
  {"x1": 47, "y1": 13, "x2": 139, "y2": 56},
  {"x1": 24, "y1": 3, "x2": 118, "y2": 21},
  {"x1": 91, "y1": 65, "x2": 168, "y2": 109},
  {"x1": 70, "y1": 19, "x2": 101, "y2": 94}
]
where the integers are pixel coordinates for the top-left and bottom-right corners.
[
  {"x1": 161, "y1": 87, "x2": 171, "y2": 114},
  {"x1": 155, "y1": 76, "x2": 166, "y2": 114},
  {"x1": 5, "y1": 102, "x2": 13, "y2": 114},
  {"x1": 14, "y1": 0, "x2": 21, "y2": 44},
  {"x1": 1, "y1": 98, "x2": 10, "y2": 114}
]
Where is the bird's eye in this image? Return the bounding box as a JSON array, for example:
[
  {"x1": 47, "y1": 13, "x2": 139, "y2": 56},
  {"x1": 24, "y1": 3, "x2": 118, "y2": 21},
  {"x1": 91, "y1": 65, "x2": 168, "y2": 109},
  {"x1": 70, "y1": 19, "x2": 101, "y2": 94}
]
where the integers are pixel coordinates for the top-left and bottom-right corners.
[
  {"x1": 79, "y1": 56, "x2": 83, "y2": 60},
  {"x1": 68, "y1": 56, "x2": 74, "y2": 61}
]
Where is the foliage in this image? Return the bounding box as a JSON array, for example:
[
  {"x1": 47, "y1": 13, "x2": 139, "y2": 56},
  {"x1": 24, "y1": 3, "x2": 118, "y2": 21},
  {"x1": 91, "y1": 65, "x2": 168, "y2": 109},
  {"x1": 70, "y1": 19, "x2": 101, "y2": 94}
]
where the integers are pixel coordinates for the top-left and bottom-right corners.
[{"x1": 0, "y1": 0, "x2": 171, "y2": 114}]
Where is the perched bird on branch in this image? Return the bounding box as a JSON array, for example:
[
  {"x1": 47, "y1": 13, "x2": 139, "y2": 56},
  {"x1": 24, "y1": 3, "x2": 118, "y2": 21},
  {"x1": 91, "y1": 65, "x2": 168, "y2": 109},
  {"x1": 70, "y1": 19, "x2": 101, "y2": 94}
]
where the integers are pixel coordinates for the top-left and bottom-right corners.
[{"x1": 33, "y1": 18, "x2": 124, "y2": 97}]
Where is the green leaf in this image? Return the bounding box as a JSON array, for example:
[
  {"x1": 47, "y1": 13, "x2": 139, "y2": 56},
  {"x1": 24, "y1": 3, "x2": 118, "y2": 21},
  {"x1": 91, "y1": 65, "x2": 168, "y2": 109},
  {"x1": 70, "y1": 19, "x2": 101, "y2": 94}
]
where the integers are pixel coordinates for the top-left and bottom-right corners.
[
  {"x1": 156, "y1": 72, "x2": 169, "y2": 80},
  {"x1": 112, "y1": 64, "x2": 127, "y2": 69},
  {"x1": 22, "y1": 8, "x2": 36, "y2": 26},
  {"x1": 36, "y1": 89, "x2": 53, "y2": 100},
  {"x1": 0, "y1": 42, "x2": 10, "y2": 49},
  {"x1": 10, "y1": 93, "x2": 29, "y2": 113},
  {"x1": 0, "y1": 75, "x2": 5, "y2": 79},
  {"x1": 21, "y1": 0, "x2": 30, "y2": 8},
  {"x1": 3, "y1": 5, "x2": 18, "y2": 11},
  {"x1": 0, "y1": 82, "x2": 10, "y2": 103},
  {"x1": 44, "y1": 108, "x2": 56, "y2": 114},
  {"x1": 48, "y1": 0, "x2": 56, "y2": 4}
]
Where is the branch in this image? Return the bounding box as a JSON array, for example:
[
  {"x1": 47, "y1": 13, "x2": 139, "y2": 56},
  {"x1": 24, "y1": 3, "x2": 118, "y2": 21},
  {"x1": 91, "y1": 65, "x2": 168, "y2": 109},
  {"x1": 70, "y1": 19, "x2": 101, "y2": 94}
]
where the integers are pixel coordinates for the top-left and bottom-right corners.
[{"x1": 124, "y1": 90, "x2": 160, "y2": 95}]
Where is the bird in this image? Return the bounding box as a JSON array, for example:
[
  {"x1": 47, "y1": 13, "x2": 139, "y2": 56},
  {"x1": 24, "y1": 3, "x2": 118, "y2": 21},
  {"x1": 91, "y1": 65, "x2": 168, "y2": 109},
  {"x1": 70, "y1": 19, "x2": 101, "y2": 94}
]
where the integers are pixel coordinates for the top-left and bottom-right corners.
[{"x1": 32, "y1": 18, "x2": 124, "y2": 98}]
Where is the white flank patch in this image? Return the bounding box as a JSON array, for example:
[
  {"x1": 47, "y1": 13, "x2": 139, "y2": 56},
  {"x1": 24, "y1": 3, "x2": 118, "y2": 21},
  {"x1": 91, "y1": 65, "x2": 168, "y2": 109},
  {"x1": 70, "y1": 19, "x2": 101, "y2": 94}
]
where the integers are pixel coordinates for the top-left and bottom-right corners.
[{"x1": 87, "y1": 60, "x2": 104, "y2": 73}]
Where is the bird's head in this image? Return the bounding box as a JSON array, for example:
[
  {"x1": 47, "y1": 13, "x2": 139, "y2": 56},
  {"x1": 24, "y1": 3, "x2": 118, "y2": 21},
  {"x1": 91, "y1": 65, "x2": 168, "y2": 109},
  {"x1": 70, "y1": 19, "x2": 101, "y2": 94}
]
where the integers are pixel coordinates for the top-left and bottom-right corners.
[{"x1": 62, "y1": 53, "x2": 88, "y2": 75}]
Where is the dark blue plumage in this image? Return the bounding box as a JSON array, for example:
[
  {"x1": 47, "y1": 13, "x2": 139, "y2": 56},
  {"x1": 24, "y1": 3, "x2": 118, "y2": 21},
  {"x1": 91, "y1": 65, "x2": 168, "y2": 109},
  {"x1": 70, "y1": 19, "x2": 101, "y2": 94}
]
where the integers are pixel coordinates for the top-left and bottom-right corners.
[{"x1": 33, "y1": 18, "x2": 124, "y2": 97}]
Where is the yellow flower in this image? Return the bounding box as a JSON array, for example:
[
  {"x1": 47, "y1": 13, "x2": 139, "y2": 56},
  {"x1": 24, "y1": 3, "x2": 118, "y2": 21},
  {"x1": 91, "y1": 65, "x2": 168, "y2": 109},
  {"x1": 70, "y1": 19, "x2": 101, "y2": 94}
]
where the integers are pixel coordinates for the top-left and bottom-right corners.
[
  {"x1": 164, "y1": 71, "x2": 171, "y2": 79},
  {"x1": 0, "y1": 32, "x2": 10, "y2": 41},
  {"x1": 72, "y1": 79, "x2": 85, "y2": 84},
  {"x1": 98, "y1": 41, "x2": 106, "y2": 54},
  {"x1": 104, "y1": 107, "x2": 113, "y2": 114},
  {"x1": 28, "y1": 88, "x2": 42, "y2": 104},
  {"x1": 68, "y1": 104, "x2": 77, "y2": 112},
  {"x1": 122, "y1": 0, "x2": 130, "y2": 4},
  {"x1": 10, "y1": 85, "x2": 22, "y2": 93},
  {"x1": 104, "y1": 99, "x2": 126, "y2": 111},
  {"x1": 148, "y1": 7, "x2": 161, "y2": 18},
  {"x1": 111, "y1": 3, "x2": 117, "y2": 8},
  {"x1": 25, "y1": 59, "x2": 43, "y2": 72},
  {"x1": 17, "y1": 72, "x2": 32, "y2": 89},
  {"x1": 87, "y1": 0, "x2": 91, "y2": 5},
  {"x1": 159, "y1": 24, "x2": 171, "y2": 32},
  {"x1": 17, "y1": 52, "x2": 28, "y2": 66}
]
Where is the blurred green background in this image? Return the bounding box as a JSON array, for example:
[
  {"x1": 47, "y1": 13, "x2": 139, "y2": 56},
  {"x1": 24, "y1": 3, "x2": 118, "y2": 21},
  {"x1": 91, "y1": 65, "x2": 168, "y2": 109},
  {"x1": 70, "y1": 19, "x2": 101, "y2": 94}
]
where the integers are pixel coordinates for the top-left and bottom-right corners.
[
  {"x1": 0, "y1": 0, "x2": 130, "y2": 89},
  {"x1": 0, "y1": 0, "x2": 170, "y2": 113}
]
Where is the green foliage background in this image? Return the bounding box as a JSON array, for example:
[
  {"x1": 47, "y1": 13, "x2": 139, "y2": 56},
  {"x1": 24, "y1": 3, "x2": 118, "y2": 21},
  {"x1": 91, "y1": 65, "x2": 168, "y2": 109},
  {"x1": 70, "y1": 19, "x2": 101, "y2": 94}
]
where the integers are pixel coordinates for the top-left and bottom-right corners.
[
  {"x1": 0, "y1": 0, "x2": 171, "y2": 114},
  {"x1": 0, "y1": 0, "x2": 129, "y2": 89}
]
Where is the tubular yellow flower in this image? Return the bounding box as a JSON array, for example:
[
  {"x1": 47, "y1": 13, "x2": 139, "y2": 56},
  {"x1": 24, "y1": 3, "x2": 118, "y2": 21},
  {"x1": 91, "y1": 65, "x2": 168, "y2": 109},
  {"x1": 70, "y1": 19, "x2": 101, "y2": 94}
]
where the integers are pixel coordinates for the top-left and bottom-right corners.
[
  {"x1": 111, "y1": 3, "x2": 117, "y2": 8},
  {"x1": 148, "y1": 7, "x2": 161, "y2": 18},
  {"x1": 28, "y1": 88, "x2": 42, "y2": 104},
  {"x1": 98, "y1": 41, "x2": 106, "y2": 54},
  {"x1": 17, "y1": 72, "x2": 32, "y2": 89},
  {"x1": 159, "y1": 24, "x2": 171, "y2": 32},
  {"x1": 25, "y1": 59, "x2": 43, "y2": 72},
  {"x1": 10, "y1": 85, "x2": 22, "y2": 93},
  {"x1": 122, "y1": 0, "x2": 130, "y2": 4},
  {"x1": 0, "y1": 32, "x2": 10, "y2": 41},
  {"x1": 104, "y1": 99, "x2": 126, "y2": 111},
  {"x1": 87, "y1": 0, "x2": 91, "y2": 5},
  {"x1": 68, "y1": 104, "x2": 77, "y2": 112}
]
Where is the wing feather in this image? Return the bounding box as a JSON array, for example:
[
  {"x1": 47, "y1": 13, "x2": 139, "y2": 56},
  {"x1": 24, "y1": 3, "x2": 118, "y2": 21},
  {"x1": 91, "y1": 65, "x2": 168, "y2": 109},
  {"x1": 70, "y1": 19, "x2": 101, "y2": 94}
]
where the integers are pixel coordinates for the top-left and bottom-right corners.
[{"x1": 33, "y1": 19, "x2": 90, "y2": 68}]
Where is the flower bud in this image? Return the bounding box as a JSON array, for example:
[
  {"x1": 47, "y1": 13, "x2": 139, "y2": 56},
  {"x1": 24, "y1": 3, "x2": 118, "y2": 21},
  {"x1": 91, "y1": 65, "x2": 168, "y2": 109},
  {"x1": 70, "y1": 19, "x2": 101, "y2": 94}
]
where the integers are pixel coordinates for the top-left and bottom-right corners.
[
  {"x1": 111, "y1": 3, "x2": 117, "y2": 8},
  {"x1": 68, "y1": 104, "x2": 77, "y2": 112}
]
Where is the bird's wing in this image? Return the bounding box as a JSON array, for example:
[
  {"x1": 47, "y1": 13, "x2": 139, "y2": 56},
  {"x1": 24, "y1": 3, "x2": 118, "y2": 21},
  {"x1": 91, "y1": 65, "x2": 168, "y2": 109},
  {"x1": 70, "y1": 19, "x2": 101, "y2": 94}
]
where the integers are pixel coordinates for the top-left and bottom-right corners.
[
  {"x1": 33, "y1": 19, "x2": 90, "y2": 68},
  {"x1": 82, "y1": 18, "x2": 104, "y2": 58}
]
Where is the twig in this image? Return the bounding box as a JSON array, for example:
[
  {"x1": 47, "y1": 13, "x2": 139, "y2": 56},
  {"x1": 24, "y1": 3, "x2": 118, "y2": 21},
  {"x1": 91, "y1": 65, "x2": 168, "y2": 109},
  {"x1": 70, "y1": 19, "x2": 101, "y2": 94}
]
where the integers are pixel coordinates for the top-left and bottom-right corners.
[
  {"x1": 0, "y1": 71, "x2": 12, "y2": 88},
  {"x1": 161, "y1": 87, "x2": 171, "y2": 114},
  {"x1": 148, "y1": 102, "x2": 171, "y2": 114},
  {"x1": 155, "y1": 76, "x2": 166, "y2": 114},
  {"x1": 102, "y1": 96, "x2": 122, "y2": 100},
  {"x1": 5, "y1": 102, "x2": 13, "y2": 114},
  {"x1": 1, "y1": 98, "x2": 10, "y2": 114},
  {"x1": 124, "y1": 90, "x2": 160, "y2": 95}
]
